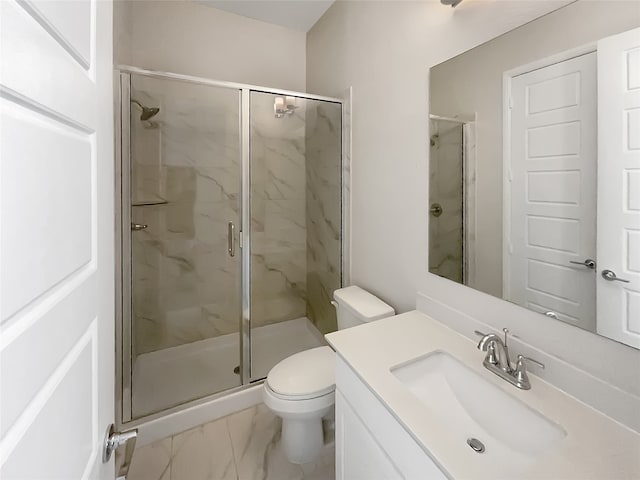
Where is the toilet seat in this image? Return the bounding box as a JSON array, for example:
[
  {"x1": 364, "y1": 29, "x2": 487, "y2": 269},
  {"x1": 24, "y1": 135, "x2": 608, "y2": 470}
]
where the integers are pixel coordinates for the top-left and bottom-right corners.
[
  {"x1": 265, "y1": 346, "x2": 335, "y2": 400},
  {"x1": 265, "y1": 381, "x2": 334, "y2": 401}
]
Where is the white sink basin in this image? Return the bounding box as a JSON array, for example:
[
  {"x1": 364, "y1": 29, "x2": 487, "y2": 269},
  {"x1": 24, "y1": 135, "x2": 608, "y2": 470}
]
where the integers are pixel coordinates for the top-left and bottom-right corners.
[{"x1": 391, "y1": 351, "x2": 566, "y2": 471}]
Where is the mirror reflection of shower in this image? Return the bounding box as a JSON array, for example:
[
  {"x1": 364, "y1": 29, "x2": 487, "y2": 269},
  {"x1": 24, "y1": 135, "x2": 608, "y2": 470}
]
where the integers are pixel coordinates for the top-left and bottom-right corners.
[{"x1": 428, "y1": 114, "x2": 475, "y2": 286}]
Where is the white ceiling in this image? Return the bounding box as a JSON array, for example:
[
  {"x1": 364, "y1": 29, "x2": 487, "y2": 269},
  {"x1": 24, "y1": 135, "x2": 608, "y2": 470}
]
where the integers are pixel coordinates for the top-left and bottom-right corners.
[{"x1": 197, "y1": 0, "x2": 335, "y2": 32}]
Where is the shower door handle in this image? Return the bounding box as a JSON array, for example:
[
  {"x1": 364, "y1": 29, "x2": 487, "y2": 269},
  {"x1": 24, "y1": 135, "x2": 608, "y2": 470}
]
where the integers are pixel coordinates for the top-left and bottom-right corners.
[{"x1": 228, "y1": 222, "x2": 235, "y2": 257}]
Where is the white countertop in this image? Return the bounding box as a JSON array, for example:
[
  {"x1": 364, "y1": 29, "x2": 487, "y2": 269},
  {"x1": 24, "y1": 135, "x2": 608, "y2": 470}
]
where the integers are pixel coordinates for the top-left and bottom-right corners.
[{"x1": 326, "y1": 310, "x2": 640, "y2": 480}]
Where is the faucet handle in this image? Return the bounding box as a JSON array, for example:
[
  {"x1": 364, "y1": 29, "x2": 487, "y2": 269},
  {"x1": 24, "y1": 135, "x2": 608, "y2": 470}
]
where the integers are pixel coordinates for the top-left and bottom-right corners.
[
  {"x1": 514, "y1": 355, "x2": 530, "y2": 389},
  {"x1": 514, "y1": 354, "x2": 545, "y2": 390},
  {"x1": 518, "y1": 355, "x2": 545, "y2": 369}
]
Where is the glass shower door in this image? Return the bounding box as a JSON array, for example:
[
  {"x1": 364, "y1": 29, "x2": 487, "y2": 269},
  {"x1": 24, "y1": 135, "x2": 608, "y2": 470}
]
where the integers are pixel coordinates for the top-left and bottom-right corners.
[
  {"x1": 249, "y1": 91, "x2": 343, "y2": 381},
  {"x1": 126, "y1": 73, "x2": 242, "y2": 419}
]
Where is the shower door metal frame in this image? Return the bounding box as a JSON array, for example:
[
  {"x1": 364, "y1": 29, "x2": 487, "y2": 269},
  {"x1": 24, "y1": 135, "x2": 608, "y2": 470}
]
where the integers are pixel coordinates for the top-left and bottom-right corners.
[
  {"x1": 116, "y1": 72, "x2": 133, "y2": 424},
  {"x1": 115, "y1": 65, "x2": 344, "y2": 428},
  {"x1": 240, "y1": 89, "x2": 251, "y2": 384}
]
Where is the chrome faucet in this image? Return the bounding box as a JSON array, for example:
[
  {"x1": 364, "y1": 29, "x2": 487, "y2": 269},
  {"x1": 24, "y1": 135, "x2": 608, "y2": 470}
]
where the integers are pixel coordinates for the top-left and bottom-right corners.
[
  {"x1": 477, "y1": 328, "x2": 512, "y2": 373},
  {"x1": 475, "y1": 328, "x2": 544, "y2": 390}
]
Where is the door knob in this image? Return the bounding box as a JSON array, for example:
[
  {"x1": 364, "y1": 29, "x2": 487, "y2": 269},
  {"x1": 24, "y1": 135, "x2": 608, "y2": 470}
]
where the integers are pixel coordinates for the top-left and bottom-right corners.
[
  {"x1": 569, "y1": 258, "x2": 596, "y2": 270},
  {"x1": 131, "y1": 223, "x2": 148, "y2": 231},
  {"x1": 601, "y1": 269, "x2": 630, "y2": 283},
  {"x1": 103, "y1": 424, "x2": 137, "y2": 479}
]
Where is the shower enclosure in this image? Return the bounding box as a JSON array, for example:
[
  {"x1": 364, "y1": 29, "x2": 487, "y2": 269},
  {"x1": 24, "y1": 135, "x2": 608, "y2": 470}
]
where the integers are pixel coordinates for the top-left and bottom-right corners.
[{"x1": 116, "y1": 67, "x2": 343, "y2": 423}]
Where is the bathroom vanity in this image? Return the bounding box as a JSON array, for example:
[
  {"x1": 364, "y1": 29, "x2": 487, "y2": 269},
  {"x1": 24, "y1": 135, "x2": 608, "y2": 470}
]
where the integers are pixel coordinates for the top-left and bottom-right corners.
[
  {"x1": 333, "y1": 355, "x2": 447, "y2": 479},
  {"x1": 326, "y1": 311, "x2": 640, "y2": 480}
]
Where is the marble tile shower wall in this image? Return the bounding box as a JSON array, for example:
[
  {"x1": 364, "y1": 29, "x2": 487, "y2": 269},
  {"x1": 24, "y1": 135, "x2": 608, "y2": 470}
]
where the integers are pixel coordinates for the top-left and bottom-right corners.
[
  {"x1": 250, "y1": 95, "x2": 308, "y2": 328},
  {"x1": 305, "y1": 103, "x2": 342, "y2": 334},
  {"x1": 131, "y1": 79, "x2": 242, "y2": 356}
]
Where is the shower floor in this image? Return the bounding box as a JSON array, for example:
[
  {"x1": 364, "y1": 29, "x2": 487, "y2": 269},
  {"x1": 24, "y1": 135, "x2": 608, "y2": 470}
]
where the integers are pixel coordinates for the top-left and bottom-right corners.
[{"x1": 131, "y1": 317, "x2": 326, "y2": 419}]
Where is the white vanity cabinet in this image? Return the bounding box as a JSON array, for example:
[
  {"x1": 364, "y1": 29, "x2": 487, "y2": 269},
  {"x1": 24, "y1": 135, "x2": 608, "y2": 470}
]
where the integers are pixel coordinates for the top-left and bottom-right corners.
[
  {"x1": 335, "y1": 357, "x2": 448, "y2": 480},
  {"x1": 328, "y1": 312, "x2": 640, "y2": 480}
]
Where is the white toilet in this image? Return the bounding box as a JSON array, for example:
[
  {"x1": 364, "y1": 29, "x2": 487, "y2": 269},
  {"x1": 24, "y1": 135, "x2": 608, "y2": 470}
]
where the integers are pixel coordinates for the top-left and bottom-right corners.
[{"x1": 262, "y1": 286, "x2": 395, "y2": 464}]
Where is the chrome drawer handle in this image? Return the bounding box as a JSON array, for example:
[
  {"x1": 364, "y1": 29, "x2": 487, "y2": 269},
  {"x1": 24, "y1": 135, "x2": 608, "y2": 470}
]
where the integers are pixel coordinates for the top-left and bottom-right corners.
[
  {"x1": 601, "y1": 269, "x2": 630, "y2": 283},
  {"x1": 131, "y1": 223, "x2": 148, "y2": 231}
]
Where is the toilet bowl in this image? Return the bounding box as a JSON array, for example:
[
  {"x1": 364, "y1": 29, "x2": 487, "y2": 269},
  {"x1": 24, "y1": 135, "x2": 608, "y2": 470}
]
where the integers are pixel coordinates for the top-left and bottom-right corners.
[
  {"x1": 263, "y1": 346, "x2": 335, "y2": 464},
  {"x1": 263, "y1": 286, "x2": 394, "y2": 464}
]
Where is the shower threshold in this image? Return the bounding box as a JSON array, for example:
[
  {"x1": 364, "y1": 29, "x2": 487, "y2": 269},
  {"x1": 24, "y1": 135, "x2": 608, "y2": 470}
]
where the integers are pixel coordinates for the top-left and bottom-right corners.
[{"x1": 131, "y1": 317, "x2": 325, "y2": 419}]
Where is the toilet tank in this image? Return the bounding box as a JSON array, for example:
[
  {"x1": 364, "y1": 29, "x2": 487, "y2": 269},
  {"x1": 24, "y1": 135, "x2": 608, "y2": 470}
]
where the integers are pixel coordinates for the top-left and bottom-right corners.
[{"x1": 333, "y1": 286, "x2": 395, "y2": 330}]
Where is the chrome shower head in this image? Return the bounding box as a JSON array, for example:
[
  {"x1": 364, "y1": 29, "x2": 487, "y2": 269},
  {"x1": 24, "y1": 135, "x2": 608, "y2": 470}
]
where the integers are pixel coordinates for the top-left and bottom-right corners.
[{"x1": 131, "y1": 99, "x2": 160, "y2": 121}]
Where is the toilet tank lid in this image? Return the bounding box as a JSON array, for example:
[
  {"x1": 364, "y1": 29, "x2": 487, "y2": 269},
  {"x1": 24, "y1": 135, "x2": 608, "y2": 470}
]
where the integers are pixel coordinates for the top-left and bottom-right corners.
[
  {"x1": 266, "y1": 346, "x2": 335, "y2": 398},
  {"x1": 333, "y1": 286, "x2": 395, "y2": 321}
]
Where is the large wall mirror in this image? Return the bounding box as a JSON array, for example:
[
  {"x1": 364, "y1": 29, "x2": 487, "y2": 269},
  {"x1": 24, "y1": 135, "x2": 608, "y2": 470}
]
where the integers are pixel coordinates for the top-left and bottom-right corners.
[{"x1": 428, "y1": 1, "x2": 640, "y2": 349}]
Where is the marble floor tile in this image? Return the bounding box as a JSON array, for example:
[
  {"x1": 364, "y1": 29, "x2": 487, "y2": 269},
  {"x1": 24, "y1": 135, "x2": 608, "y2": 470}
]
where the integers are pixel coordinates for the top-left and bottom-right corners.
[
  {"x1": 301, "y1": 444, "x2": 335, "y2": 480},
  {"x1": 172, "y1": 417, "x2": 237, "y2": 480},
  {"x1": 127, "y1": 403, "x2": 335, "y2": 480},
  {"x1": 262, "y1": 443, "x2": 305, "y2": 480},
  {"x1": 226, "y1": 404, "x2": 303, "y2": 480},
  {"x1": 127, "y1": 437, "x2": 172, "y2": 480}
]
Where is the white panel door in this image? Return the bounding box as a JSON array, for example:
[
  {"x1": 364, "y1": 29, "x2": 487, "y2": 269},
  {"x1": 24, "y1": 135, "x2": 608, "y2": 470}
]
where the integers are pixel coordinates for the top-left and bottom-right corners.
[
  {"x1": 508, "y1": 53, "x2": 597, "y2": 330},
  {"x1": 0, "y1": 1, "x2": 114, "y2": 478},
  {"x1": 596, "y1": 27, "x2": 640, "y2": 348}
]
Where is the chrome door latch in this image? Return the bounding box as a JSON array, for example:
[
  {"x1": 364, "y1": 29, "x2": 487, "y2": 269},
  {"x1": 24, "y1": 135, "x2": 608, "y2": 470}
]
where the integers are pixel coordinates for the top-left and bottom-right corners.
[
  {"x1": 103, "y1": 424, "x2": 138, "y2": 479},
  {"x1": 601, "y1": 269, "x2": 630, "y2": 283},
  {"x1": 569, "y1": 258, "x2": 596, "y2": 270}
]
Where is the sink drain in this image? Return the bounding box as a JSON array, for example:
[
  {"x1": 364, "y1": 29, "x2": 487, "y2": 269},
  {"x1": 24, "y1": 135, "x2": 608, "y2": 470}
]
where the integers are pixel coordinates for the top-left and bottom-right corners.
[{"x1": 466, "y1": 438, "x2": 485, "y2": 453}]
